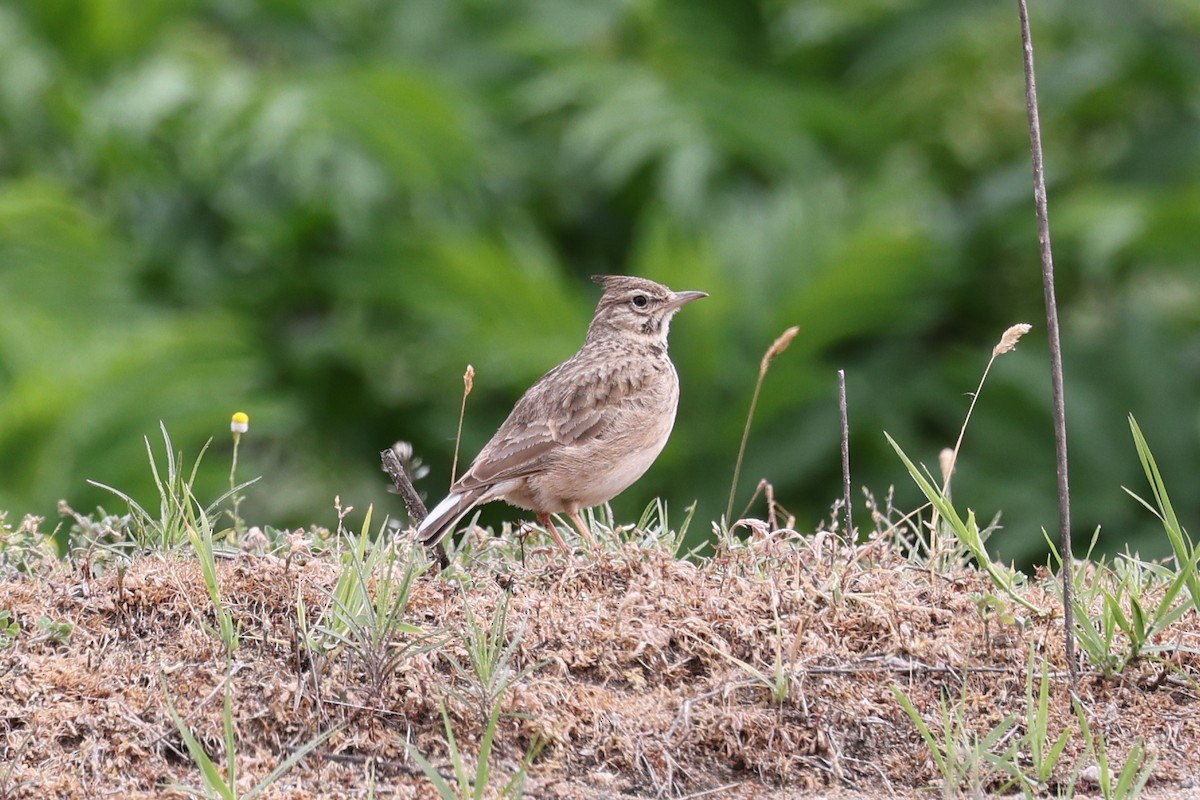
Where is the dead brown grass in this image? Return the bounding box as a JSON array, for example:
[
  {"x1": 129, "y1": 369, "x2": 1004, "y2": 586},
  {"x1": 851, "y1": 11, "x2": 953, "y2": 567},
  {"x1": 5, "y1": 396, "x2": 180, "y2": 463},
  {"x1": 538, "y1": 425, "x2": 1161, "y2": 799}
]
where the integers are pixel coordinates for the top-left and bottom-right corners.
[{"x1": 1, "y1": 530, "x2": 1199, "y2": 799}]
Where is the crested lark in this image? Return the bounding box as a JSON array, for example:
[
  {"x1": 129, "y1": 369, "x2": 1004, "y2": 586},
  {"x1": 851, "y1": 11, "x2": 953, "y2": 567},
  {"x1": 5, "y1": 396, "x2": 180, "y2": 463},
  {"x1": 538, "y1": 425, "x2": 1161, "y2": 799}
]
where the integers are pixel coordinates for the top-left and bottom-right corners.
[{"x1": 417, "y1": 275, "x2": 706, "y2": 552}]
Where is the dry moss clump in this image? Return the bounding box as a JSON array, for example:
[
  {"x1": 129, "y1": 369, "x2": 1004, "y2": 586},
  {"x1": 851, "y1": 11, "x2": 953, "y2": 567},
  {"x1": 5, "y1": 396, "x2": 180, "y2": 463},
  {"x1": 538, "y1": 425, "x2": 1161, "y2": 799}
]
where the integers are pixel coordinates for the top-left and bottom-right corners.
[{"x1": 1, "y1": 528, "x2": 1199, "y2": 798}]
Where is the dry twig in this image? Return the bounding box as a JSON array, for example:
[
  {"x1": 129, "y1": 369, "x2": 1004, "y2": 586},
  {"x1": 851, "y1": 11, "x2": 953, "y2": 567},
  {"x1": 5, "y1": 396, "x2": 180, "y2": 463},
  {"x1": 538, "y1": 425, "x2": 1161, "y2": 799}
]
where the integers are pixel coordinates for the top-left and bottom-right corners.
[{"x1": 380, "y1": 446, "x2": 448, "y2": 567}]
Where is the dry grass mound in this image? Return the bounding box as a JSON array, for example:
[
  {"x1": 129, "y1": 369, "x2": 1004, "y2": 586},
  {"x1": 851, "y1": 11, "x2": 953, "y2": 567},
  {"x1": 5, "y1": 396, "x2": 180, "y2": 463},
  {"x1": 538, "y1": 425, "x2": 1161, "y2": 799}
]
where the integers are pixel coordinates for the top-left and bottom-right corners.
[{"x1": 1, "y1": 524, "x2": 1199, "y2": 798}]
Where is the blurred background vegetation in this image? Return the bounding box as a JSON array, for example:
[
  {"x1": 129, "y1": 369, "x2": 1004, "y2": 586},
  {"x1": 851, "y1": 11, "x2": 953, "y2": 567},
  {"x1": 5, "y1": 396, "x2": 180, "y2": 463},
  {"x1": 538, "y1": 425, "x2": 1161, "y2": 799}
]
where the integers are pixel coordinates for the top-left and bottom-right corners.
[{"x1": 1, "y1": 0, "x2": 1198, "y2": 565}]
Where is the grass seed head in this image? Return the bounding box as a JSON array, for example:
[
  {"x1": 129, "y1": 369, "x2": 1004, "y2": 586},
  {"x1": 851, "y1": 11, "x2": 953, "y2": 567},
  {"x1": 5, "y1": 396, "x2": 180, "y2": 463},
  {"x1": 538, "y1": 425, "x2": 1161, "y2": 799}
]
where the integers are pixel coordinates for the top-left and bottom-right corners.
[
  {"x1": 939, "y1": 447, "x2": 956, "y2": 485},
  {"x1": 761, "y1": 326, "x2": 800, "y2": 374},
  {"x1": 993, "y1": 323, "x2": 1032, "y2": 357}
]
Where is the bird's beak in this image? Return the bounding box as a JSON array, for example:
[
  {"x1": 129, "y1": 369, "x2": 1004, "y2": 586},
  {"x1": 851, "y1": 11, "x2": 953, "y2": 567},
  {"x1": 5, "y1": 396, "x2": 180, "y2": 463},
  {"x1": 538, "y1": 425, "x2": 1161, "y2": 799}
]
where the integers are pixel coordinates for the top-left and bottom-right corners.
[{"x1": 667, "y1": 290, "x2": 708, "y2": 310}]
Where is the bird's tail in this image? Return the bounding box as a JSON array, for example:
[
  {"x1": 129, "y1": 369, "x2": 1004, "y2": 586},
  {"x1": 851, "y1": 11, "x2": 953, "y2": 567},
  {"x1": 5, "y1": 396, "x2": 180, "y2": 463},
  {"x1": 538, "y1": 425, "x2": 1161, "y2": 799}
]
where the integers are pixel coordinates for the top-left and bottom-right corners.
[{"x1": 416, "y1": 487, "x2": 488, "y2": 547}]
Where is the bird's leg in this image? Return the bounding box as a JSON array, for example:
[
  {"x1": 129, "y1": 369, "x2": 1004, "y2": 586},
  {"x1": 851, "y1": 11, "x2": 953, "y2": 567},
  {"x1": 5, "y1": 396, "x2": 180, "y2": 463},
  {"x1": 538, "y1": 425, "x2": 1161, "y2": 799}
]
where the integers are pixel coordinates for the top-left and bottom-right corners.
[
  {"x1": 566, "y1": 510, "x2": 599, "y2": 551},
  {"x1": 536, "y1": 513, "x2": 573, "y2": 555}
]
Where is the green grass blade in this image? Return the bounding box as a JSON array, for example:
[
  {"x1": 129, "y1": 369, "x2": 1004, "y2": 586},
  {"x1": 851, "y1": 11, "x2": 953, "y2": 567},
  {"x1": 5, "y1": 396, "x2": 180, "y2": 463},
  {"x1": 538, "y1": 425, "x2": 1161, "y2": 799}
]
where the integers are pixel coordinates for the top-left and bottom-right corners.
[
  {"x1": 892, "y1": 686, "x2": 948, "y2": 780},
  {"x1": 472, "y1": 698, "x2": 505, "y2": 800},
  {"x1": 443, "y1": 703, "x2": 470, "y2": 797},
  {"x1": 222, "y1": 676, "x2": 236, "y2": 791},
  {"x1": 404, "y1": 741, "x2": 459, "y2": 800},
  {"x1": 887, "y1": 433, "x2": 1045, "y2": 616},
  {"x1": 242, "y1": 727, "x2": 339, "y2": 800},
  {"x1": 1129, "y1": 416, "x2": 1200, "y2": 611},
  {"x1": 163, "y1": 680, "x2": 235, "y2": 800}
]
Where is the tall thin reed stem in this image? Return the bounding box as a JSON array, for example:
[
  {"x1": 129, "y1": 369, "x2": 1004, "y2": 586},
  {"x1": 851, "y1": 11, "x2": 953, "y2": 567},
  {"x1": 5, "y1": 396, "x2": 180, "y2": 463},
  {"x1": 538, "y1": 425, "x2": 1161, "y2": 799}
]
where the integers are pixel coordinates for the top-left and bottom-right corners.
[
  {"x1": 838, "y1": 369, "x2": 852, "y2": 538},
  {"x1": 1017, "y1": 0, "x2": 1077, "y2": 691}
]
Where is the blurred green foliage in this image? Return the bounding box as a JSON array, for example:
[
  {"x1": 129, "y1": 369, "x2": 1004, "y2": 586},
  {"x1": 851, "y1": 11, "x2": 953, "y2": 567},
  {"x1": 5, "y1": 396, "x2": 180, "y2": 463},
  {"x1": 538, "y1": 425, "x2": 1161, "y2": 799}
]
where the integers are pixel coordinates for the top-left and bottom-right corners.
[{"x1": 1, "y1": 0, "x2": 1198, "y2": 565}]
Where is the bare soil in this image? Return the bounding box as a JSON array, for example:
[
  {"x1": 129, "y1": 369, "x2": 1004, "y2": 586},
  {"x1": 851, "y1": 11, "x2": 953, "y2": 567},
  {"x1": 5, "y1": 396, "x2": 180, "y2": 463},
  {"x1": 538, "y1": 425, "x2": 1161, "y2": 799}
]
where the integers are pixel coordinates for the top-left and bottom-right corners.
[{"x1": 2, "y1": 531, "x2": 1199, "y2": 799}]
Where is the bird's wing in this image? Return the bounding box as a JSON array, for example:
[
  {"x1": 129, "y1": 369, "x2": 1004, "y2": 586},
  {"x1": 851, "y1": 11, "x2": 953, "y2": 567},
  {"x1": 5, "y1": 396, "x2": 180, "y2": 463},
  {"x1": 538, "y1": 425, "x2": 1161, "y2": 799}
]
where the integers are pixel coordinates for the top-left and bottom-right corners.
[{"x1": 452, "y1": 354, "x2": 647, "y2": 491}]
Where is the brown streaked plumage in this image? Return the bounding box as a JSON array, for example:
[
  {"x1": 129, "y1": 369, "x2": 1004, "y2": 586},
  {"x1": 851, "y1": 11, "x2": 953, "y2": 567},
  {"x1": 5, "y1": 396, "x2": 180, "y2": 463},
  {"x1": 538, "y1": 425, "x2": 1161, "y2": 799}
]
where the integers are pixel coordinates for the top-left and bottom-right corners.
[{"x1": 416, "y1": 275, "x2": 706, "y2": 552}]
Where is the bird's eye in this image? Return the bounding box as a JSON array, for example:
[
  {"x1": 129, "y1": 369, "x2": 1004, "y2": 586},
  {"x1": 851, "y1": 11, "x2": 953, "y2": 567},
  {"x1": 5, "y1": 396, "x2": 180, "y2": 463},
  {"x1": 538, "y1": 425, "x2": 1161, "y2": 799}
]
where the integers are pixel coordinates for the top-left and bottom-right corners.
[{"x1": 631, "y1": 294, "x2": 649, "y2": 309}]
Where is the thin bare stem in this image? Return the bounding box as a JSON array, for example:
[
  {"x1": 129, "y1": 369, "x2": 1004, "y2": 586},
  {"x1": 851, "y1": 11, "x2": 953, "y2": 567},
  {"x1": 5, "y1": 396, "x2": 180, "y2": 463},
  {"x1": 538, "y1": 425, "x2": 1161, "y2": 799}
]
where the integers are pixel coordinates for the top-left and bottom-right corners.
[
  {"x1": 941, "y1": 362, "x2": 994, "y2": 498},
  {"x1": 228, "y1": 413, "x2": 248, "y2": 536},
  {"x1": 940, "y1": 324, "x2": 1032, "y2": 498},
  {"x1": 726, "y1": 327, "x2": 798, "y2": 524},
  {"x1": 1018, "y1": 0, "x2": 1077, "y2": 691},
  {"x1": 838, "y1": 369, "x2": 852, "y2": 537},
  {"x1": 727, "y1": 369, "x2": 766, "y2": 525},
  {"x1": 930, "y1": 324, "x2": 1029, "y2": 570},
  {"x1": 229, "y1": 434, "x2": 243, "y2": 533},
  {"x1": 931, "y1": 351, "x2": 993, "y2": 571},
  {"x1": 451, "y1": 364, "x2": 475, "y2": 485}
]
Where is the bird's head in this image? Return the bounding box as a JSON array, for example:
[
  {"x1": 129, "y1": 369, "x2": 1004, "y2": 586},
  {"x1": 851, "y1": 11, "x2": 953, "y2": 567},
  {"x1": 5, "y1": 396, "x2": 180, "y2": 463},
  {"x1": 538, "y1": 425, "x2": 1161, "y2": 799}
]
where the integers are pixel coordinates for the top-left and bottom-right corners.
[{"x1": 586, "y1": 275, "x2": 707, "y2": 346}]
